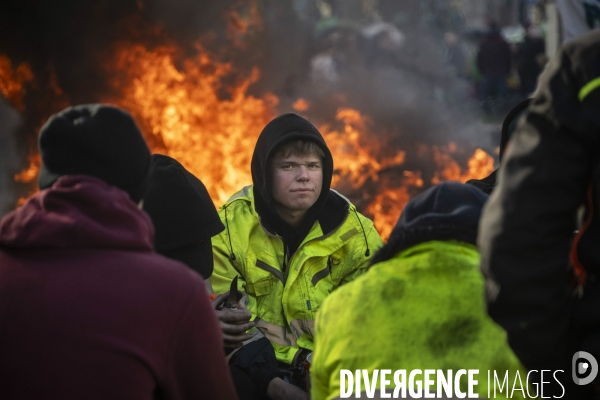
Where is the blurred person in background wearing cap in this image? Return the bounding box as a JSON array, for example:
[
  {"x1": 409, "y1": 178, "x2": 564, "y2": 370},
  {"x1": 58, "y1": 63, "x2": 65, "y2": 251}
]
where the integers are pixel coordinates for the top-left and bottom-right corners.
[
  {"x1": 210, "y1": 113, "x2": 383, "y2": 400},
  {"x1": 311, "y1": 182, "x2": 526, "y2": 400},
  {"x1": 143, "y1": 154, "x2": 256, "y2": 400},
  {"x1": 0, "y1": 104, "x2": 237, "y2": 400},
  {"x1": 479, "y1": 31, "x2": 600, "y2": 398}
]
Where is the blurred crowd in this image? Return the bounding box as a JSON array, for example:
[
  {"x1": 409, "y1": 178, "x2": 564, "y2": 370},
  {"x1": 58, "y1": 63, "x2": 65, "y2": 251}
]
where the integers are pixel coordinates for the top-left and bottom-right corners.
[{"x1": 270, "y1": 1, "x2": 549, "y2": 118}]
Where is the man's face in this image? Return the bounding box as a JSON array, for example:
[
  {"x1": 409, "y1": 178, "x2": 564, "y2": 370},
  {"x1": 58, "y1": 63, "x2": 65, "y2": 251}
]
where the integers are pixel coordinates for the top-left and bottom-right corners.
[{"x1": 271, "y1": 153, "x2": 323, "y2": 214}]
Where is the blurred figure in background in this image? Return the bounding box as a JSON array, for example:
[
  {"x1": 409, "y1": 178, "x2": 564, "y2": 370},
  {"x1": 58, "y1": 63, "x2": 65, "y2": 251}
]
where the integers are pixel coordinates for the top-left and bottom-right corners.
[
  {"x1": 477, "y1": 21, "x2": 512, "y2": 114},
  {"x1": 444, "y1": 31, "x2": 468, "y2": 79},
  {"x1": 516, "y1": 24, "x2": 546, "y2": 97},
  {"x1": 0, "y1": 105, "x2": 237, "y2": 400},
  {"x1": 311, "y1": 182, "x2": 526, "y2": 400}
]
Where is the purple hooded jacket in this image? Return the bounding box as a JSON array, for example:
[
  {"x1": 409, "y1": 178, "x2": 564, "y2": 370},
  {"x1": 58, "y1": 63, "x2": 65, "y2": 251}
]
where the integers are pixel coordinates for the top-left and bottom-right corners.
[{"x1": 0, "y1": 175, "x2": 237, "y2": 400}]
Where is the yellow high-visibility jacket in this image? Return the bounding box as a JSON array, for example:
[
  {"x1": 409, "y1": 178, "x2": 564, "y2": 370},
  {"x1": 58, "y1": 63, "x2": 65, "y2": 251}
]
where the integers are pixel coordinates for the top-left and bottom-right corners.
[
  {"x1": 311, "y1": 240, "x2": 527, "y2": 400},
  {"x1": 211, "y1": 185, "x2": 383, "y2": 365}
]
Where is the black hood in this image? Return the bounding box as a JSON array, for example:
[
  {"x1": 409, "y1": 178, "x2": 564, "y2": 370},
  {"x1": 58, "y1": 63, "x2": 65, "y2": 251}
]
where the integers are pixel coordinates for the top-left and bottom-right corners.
[
  {"x1": 250, "y1": 113, "x2": 339, "y2": 254},
  {"x1": 144, "y1": 154, "x2": 224, "y2": 279}
]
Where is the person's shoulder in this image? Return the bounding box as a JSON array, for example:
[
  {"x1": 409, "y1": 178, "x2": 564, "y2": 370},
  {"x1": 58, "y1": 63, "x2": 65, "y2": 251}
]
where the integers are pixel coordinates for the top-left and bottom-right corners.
[
  {"x1": 218, "y1": 186, "x2": 255, "y2": 213},
  {"x1": 324, "y1": 191, "x2": 380, "y2": 251},
  {"x1": 320, "y1": 266, "x2": 375, "y2": 317},
  {"x1": 563, "y1": 29, "x2": 600, "y2": 52}
]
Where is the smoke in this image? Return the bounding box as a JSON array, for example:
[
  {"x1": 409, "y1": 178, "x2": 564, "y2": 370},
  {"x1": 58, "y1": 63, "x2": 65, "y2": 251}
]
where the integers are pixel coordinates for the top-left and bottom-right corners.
[
  {"x1": 0, "y1": 0, "x2": 241, "y2": 103},
  {"x1": 0, "y1": 0, "x2": 501, "y2": 217},
  {"x1": 242, "y1": 0, "x2": 503, "y2": 210},
  {"x1": 0, "y1": 0, "x2": 242, "y2": 215},
  {"x1": 250, "y1": 1, "x2": 497, "y2": 147}
]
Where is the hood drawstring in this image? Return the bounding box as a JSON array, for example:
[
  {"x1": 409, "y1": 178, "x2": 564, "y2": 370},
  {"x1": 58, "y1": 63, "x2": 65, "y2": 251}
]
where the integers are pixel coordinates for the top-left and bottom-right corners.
[
  {"x1": 224, "y1": 205, "x2": 236, "y2": 261},
  {"x1": 353, "y1": 208, "x2": 371, "y2": 257}
]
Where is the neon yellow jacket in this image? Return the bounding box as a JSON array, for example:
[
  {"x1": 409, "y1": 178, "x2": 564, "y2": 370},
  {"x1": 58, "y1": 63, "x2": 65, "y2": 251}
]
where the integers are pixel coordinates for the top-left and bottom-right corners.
[
  {"x1": 311, "y1": 241, "x2": 527, "y2": 400},
  {"x1": 211, "y1": 185, "x2": 383, "y2": 365}
]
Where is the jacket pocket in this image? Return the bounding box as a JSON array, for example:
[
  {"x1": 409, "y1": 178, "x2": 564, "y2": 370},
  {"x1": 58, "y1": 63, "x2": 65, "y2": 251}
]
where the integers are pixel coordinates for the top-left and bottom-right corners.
[
  {"x1": 246, "y1": 276, "x2": 273, "y2": 297},
  {"x1": 244, "y1": 257, "x2": 281, "y2": 297},
  {"x1": 311, "y1": 258, "x2": 332, "y2": 286},
  {"x1": 255, "y1": 259, "x2": 284, "y2": 284}
]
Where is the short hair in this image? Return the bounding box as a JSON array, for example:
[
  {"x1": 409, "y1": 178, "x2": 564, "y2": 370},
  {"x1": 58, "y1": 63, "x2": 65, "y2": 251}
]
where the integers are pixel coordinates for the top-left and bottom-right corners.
[{"x1": 271, "y1": 139, "x2": 325, "y2": 161}]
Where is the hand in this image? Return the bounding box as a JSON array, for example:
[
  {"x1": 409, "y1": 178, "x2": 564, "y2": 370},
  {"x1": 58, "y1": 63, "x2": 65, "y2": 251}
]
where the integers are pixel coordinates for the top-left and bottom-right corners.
[
  {"x1": 212, "y1": 291, "x2": 254, "y2": 348},
  {"x1": 267, "y1": 378, "x2": 309, "y2": 400}
]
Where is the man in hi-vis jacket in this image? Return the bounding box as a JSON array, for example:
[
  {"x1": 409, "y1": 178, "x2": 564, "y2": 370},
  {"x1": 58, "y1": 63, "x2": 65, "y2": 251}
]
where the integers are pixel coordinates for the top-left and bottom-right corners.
[{"x1": 211, "y1": 113, "x2": 383, "y2": 399}]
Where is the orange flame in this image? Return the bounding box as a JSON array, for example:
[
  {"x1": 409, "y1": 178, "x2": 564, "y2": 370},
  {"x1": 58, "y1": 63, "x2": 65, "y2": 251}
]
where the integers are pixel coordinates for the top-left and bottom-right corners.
[
  {"x1": 0, "y1": 54, "x2": 34, "y2": 111},
  {"x1": 432, "y1": 145, "x2": 495, "y2": 185},
  {"x1": 107, "y1": 44, "x2": 277, "y2": 204},
  {"x1": 226, "y1": 1, "x2": 263, "y2": 48},
  {"x1": 365, "y1": 187, "x2": 411, "y2": 241},
  {"x1": 320, "y1": 108, "x2": 405, "y2": 189},
  {"x1": 292, "y1": 98, "x2": 310, "y2": 112},
  {"x1": 14, "y1": 154, "x2": 40, "y2": 184},
  {"x1": 11, "y1": 42, "x2": 496, "y2": 241}
]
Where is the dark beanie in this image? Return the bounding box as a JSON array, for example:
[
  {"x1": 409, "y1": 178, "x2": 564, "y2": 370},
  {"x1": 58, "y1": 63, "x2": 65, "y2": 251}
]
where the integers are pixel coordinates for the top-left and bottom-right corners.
[
  {"x1": 143, "y1": 154, "x2": 224, "y2": 278},
  {"x1": 370, "y1": 181, "x2": 488, "y2": 265},
  {"x1": 38, "y1": 104, "x2": 150, "y2": 202}
]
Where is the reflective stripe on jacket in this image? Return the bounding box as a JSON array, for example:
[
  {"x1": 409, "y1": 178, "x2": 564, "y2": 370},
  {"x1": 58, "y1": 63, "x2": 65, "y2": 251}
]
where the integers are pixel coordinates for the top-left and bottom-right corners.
[
  {"x1": 311, "y1": 241, "x2": 526, "y2": 400},
  {"x1": 211, "y1": 185, "x2": 383, "y2": 364}
]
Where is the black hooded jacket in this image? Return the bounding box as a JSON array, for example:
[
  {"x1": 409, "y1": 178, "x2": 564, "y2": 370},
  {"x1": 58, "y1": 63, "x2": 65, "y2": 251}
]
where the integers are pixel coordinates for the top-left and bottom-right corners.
[
  {"x1": 144, "y1": 154, "x2": 224, "y2": 279},
  {"x1": 251, "y1": 113, "x2": 348, "y2": 258},
  {"x1": 478, "y1": 31, "x2": 600, "y2": 398}
]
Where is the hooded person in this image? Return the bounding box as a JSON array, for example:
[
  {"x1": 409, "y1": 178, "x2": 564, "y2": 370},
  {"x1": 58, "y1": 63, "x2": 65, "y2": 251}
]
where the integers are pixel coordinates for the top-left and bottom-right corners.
[
  {"x1": 143, "y1": 154, "x2": 258, "y2": 400},
  {"x1": 310, "y1": 182, "x2": 527, "y2": 400},
  {"x1": 479, "y1": 30, "x2": 600, "y2": 398},
  {"x1": 0, "y1": 104, "x2": 238, "y2": 400},
  {"x1": 143, "y1": 154, "x2": 224, "y2": 280},
  {"x1": 210, "y1": 113, "x2": 383, "y2": 398}
]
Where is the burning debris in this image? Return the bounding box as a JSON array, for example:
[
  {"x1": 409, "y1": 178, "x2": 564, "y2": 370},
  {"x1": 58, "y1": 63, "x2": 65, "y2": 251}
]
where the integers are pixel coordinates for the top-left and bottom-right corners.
[{"x1": 0, "y1": 0, "x2": 495, "y2": 239}]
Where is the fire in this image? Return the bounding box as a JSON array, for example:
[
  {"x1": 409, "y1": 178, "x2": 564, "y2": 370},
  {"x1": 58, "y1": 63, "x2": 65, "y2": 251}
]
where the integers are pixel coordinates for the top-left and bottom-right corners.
[
  {"x1": 14, "y1": 154, "x2": 40, "y2": 185},
  {"x1": 431, "y1": 145, "x2": 495, "y2": 185},
  {"x1": 8, "y1": 42, "x2": 496, "y2": 241},
  {"x1": 292, "y1": 98, "x2": 310, "y2": 112},
  {"x1": 226, "y1": 1, "x2": 263, "y2": 47},
  {"x1": 106, "y1": 44, "x2": 278, "y2": 204},
  {"x1": 465, "y1": 148, "x2": 496, "y2": 181},
  {"x1": 365, "y1": 187, "x2": 411, "y2": 241},
  {"x1": 320, "y1": 108, "x2": 406, "y2": 189},
  {"x1": 12, "y1": 154, "x2": 40, "y2": 206},
  {"x1": 0, "y1": 54, "x2": 33, "y2": 111}
]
